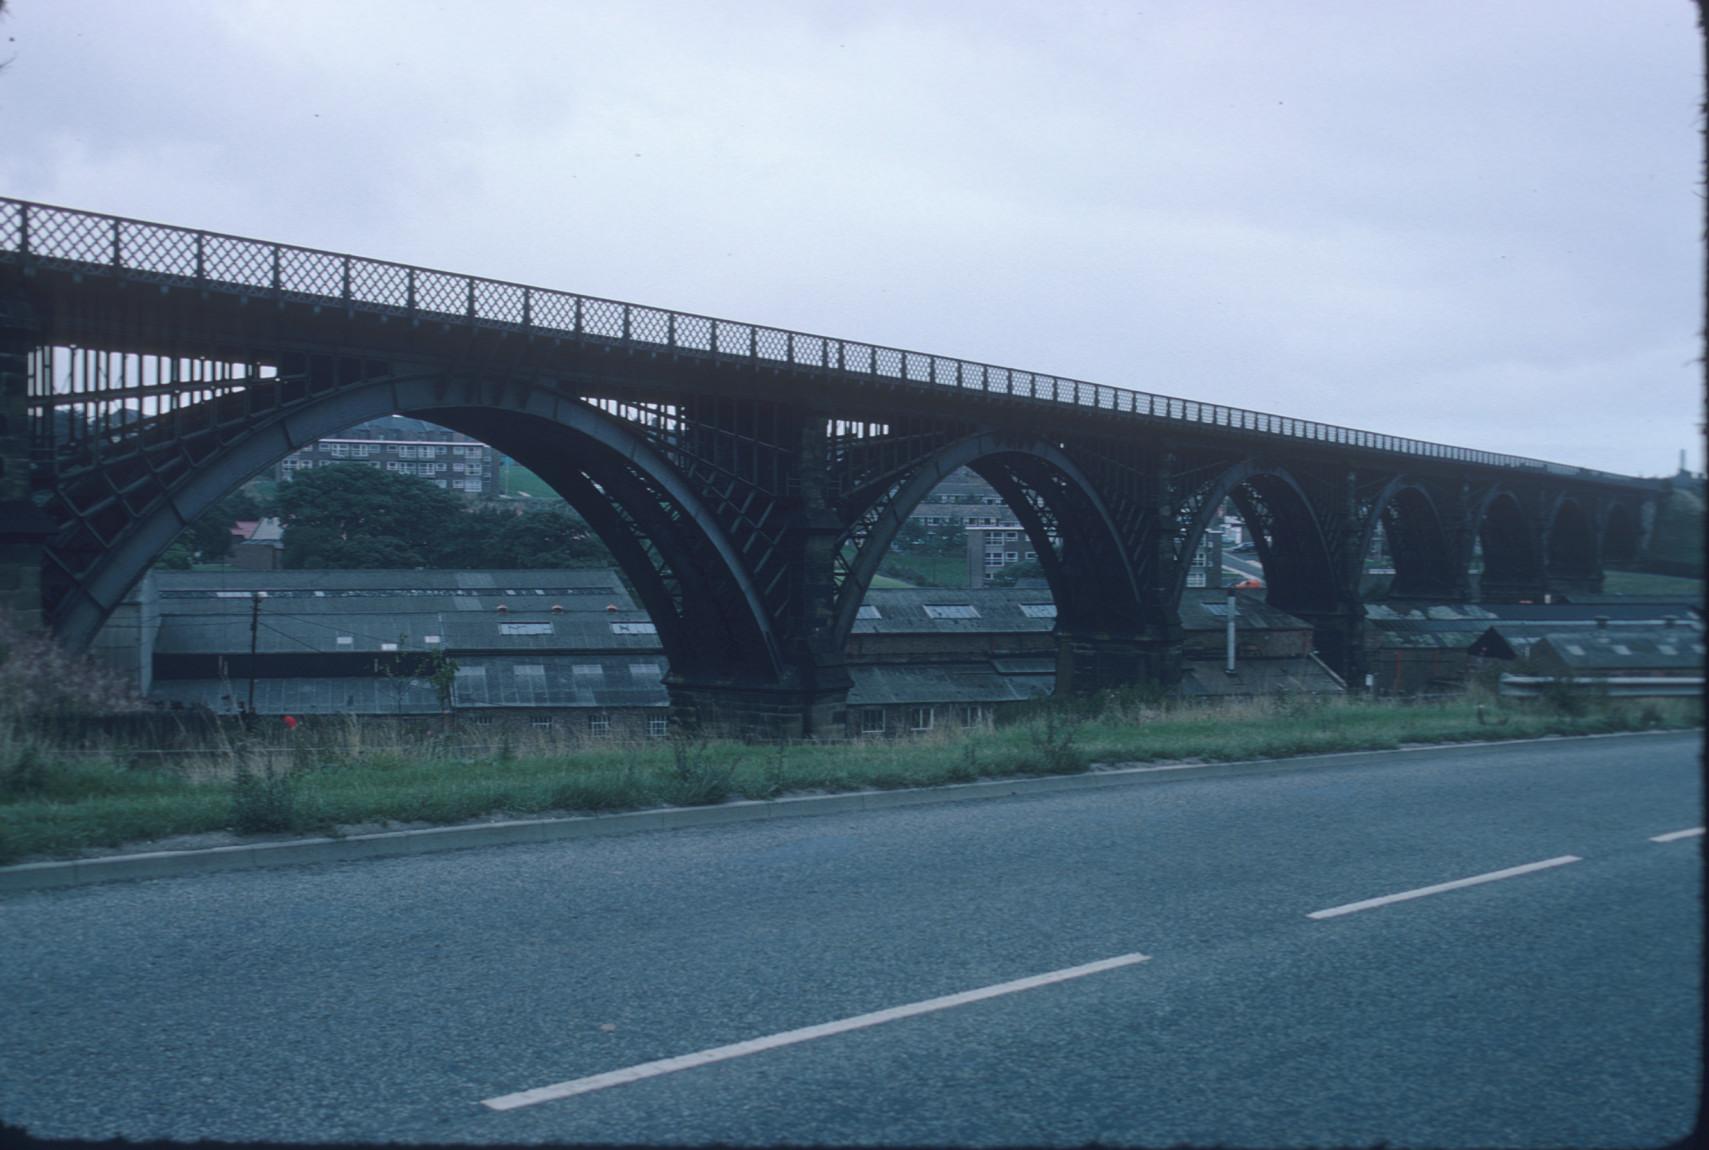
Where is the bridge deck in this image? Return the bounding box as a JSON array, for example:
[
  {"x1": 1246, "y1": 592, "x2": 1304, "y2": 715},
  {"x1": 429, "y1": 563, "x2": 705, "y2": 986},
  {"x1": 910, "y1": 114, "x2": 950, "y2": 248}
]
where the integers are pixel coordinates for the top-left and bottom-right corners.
[{"x1": 0, "y1": 197, "x2": 1640, "y2": 485}]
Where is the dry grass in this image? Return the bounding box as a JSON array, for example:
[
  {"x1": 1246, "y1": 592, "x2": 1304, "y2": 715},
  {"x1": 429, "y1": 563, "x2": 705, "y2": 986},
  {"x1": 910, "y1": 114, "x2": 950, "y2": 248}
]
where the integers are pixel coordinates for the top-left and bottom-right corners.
[{"x1": 1, "y1": 689, "x2": 1698, "y2": 865}]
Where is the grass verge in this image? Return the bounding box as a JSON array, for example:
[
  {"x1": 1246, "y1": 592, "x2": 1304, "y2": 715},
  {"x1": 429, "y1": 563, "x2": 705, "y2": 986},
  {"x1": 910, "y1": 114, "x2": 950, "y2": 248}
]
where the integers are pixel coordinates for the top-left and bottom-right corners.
[{"x1": 0, "y1": 695, "x2": 1699, "y2": 865}]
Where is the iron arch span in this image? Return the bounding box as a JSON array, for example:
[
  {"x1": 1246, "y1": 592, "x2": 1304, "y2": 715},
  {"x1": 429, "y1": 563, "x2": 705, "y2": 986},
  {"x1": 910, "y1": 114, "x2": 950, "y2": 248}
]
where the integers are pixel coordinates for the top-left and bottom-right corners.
[
  {"x1": 1472, "y1": 488, "x2": 1544, "y2": 601},
  {"x1": 1357, "y1": 478, "x2": 1457, "y2": 599},
  {"x1": 1601, "y1": 501, "x2": 1641, "y2": 566},
  {"x1": 828, "y1": 433, "x2": 1149, "y2": 684},
  {"x1": 48, "y1": 376, "x2": 784, "y2": 689},
  {"x1": 1544, "y1": 495, "x2": 1599, "y2": 591},
  {"x1": 1174, "y1": 459, "x2": 1365, "y2": 675},
  {"x1": 1178, "y1": 462, "x2": 1340, "y2": 613}
]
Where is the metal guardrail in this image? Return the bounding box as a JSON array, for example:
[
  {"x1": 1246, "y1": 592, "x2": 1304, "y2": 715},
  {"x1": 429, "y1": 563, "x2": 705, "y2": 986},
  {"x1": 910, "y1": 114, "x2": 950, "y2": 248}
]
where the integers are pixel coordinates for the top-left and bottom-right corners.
[
  {"x1": 0, "y1": 197, "x2": 1639, "y2": 481},
  {"x1": 1499, "y1": 674, "x2": 1704, "y2": 699}
]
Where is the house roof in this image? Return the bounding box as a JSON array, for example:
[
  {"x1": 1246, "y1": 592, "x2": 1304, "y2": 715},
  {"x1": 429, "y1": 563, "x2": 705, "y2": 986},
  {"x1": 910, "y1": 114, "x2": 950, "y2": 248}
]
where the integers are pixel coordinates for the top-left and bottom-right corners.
[
  {"x1": 151, "y1": 608, "x2": 662, "y2": 656},
  {"x1": 1178, "y1": 655, "x2": 1344, "y2": 697},
  {"x1": 851, "y1": 587, "x2": 1308, "y2": 635},
  {"x1": 450, "y1": 655, "x2": 668, "y2": 709},
  {"x1": 1529, "y1": 630, "x2": 1706, "y2": 671},
  {"x1": 1177, "y1": 590, "x2": 1308, "y2": 632},
  {"x1": 1366, "y1": 602, "x2": 1705, "y2": 651},
  {"x1": 846, "y1": 661, "x2": 1055, "y2": 706},
  {"x1": 152, "y1": 568, "x2": 632, "y2": 598},
  {"x1": 854, "y1": 589, "x2": 1058, "y2": 634}
]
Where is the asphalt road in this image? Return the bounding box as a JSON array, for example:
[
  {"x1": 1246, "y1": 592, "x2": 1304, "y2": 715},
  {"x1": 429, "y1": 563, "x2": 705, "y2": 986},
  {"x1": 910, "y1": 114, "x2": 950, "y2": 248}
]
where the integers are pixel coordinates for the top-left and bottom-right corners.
[{"x1": 1, "y1": 732, "x2": 1700, "y2": 1146}]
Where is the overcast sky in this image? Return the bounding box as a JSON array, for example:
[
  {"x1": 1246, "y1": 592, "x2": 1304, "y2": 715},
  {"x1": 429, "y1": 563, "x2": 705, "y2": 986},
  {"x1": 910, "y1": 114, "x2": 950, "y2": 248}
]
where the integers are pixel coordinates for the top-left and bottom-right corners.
[{"x1": 0, "y1": 1, "x2": 1699, "y2": 476}]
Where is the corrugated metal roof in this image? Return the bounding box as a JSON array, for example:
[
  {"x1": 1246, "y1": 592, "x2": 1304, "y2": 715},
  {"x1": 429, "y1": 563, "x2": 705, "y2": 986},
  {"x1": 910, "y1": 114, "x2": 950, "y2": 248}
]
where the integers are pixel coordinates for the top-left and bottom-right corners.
[
  {"x1": 1451, "y1": 601, "x2": 1698, "y2": 622},
  {"x1": 1177, "y1": 591, "x2": 1307, "y2": 632},
  {"x1": 1178, "y1": 657, "x2": 1344, "y2": 697},
  {"x1": 1531, "y1": 631, "x2": 1706, "y2": 671},
  {"x1": 851, "y1": 588, "x2": 1308, "y2": 634},
  {"x1": 151, "y1": 609, "x2": 663, "y2": 655},
  {"x1": 1365, "y1": 603, "x2": 1500, "y2": 623},
  {"x1": 846, "y1": 662, "x2": 1054, "y2": 706},
  {"x1": 153, "y1": 569, "x2": 631, "y2": 599},
  {"x1": 450, "y1": 656, "x2": 669, "y2": 709},
  {"x1": 855, "y1": 589, "x2": 1057, "y2": 634}
]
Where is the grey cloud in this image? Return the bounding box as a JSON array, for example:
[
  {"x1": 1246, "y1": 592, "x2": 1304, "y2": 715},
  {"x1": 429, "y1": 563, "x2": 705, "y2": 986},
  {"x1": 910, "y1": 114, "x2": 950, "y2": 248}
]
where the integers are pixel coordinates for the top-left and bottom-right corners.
[{"x1": 0, "y1": 0, "x2": 1696, "y2": 474}]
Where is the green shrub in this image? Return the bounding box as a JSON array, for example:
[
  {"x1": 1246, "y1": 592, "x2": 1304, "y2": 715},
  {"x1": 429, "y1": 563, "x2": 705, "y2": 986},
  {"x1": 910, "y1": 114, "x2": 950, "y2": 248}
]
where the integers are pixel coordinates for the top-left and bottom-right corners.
[
  {"x1": 663, "y1": 739, "x2": 736, "y2": 806},
  {"x1": 547, "y1": 770, "x2": 636, "y2": 812},
  {"x1": 0, "y1": 746, "x2": 49, "y2": 798},
  {"x1": 230, "y1": 761, "x2": 296, "y2": 834},
  {"x1": 1028, "y1": 710, "x2": 1087, "y2": 775}
]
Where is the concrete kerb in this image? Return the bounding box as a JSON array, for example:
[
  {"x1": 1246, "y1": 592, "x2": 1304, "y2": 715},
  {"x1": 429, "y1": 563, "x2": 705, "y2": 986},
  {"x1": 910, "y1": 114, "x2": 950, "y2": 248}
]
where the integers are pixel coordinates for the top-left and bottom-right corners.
[{"x1": 0, "y1": 728, "x2": 1693, "y2": 895}]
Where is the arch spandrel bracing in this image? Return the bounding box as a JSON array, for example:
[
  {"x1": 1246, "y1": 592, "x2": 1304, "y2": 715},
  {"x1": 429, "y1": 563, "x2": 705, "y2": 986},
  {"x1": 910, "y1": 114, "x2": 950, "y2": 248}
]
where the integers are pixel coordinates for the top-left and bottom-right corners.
[{"x1": 0, "y1": 197, "x2": 1668, "y2": 730}]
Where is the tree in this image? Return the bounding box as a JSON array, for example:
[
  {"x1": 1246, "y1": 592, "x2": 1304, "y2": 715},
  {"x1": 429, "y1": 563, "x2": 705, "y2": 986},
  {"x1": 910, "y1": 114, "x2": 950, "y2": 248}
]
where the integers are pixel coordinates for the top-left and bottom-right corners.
[
  {"x1": 987, "y1": 558, "x2": 1045, "y2": 587},
  {"x1": 894, "y1": 519, "x2": 929, "y2": 551},
  {"x1": 488, "y1": 507, "x2": 612, "y2": 568},
  {"x1": 154, "y1": 541, "x2": 194, "y2": 570},
  {"x1": 429, "y1": 506, "x2": 614, "y2": 569},
  {"x1": 279, "y1": 464, "x2": 462, "y2": 569},
  {"x1": 183, "y1": 488, "x2": 265, "y2": 563}
]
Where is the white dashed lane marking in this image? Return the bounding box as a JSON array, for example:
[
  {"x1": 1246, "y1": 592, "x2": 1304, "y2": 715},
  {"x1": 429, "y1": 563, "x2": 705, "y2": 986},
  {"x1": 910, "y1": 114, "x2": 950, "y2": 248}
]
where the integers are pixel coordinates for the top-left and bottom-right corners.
[
  {"x1": 1307, "y1": 856, "x2": 1582, "y2": 920},
  {"x1": 482, "y1": 952, "x2": 1150, "y2": 1111}
]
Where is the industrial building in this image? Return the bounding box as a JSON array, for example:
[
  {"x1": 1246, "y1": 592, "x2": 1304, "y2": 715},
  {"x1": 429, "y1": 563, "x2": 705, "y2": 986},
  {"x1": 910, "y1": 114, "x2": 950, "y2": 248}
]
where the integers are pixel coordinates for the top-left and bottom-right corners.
[{"x1": 93, "y1": 569, "x2": 1346, "y2": 736}]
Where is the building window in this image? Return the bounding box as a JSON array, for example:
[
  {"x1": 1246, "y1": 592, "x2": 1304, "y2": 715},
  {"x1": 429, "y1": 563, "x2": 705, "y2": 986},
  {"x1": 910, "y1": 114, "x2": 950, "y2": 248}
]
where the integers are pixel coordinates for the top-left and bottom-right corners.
[
  {"x1": 499, "y1": 622, "x2": 554, "y2": 635},
  {"x1": 910, "y1": 706, "x2": 934, "y2": 732},
  {"x1": 514, "y1": 664, "x2": 548, "y2": 700},
  {"x1": 856, "y1": 605, "x2": 882, "y2": 620},
  {"x1": 860, "y1": 708, "x2": 885, "y2": 736},
  {"x1": 960, "y1": 705, "x2": 983, "y2": 728},
  {"x1": 610, "y1": 622, "x2": 658, "y2": 635},
  {"x1": 923, "y1": 604, "x2": 980, "y2": 619},
  {"x1": 647, "y1": 717, "x2": 670, "y2": 738},
  {"x1": 1018, "y1": 603, "x2": 1056, "y2": 619},
  {"x1": 587, "y1": 713, "x2": 611, "y2": 737}
]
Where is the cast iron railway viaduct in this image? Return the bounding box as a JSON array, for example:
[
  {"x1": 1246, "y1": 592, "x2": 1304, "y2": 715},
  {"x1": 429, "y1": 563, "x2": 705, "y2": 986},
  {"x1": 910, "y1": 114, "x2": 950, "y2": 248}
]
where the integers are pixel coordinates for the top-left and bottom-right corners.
[{"x1": 0, "y1": 199, "x2": 1666, "y2": 734}]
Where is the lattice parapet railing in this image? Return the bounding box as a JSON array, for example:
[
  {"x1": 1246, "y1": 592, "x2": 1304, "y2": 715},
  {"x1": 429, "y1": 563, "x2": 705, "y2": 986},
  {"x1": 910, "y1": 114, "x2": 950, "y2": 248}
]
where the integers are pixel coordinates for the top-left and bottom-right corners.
[{"x1": 0, "y1": 197, "x2": 1637, "y2": 482}]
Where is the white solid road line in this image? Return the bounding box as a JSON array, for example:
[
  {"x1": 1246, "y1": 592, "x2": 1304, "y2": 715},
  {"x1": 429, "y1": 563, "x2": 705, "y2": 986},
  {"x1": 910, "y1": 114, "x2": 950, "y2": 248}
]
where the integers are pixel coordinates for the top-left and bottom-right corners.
[
  {"x1": 481, "y1": 952, "x2": 1150, "y2": 1112},
  {"x1": 1649, "y1": 827, "x2": 1705, "y2": 843},
  {"x1": 1307, "y1": 855, "x2": 1582, "y2": 920}
]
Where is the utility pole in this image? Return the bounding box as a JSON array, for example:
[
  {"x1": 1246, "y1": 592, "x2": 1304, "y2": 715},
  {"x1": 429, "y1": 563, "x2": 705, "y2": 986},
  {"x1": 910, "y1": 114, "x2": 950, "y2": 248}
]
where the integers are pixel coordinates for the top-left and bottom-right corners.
[
  {"x1": 1224, "y1": 584, "x2": 1238, "y2": 676},
  {"x1": 247, "y1": 591, "x2": 262, "y2": 719}
]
